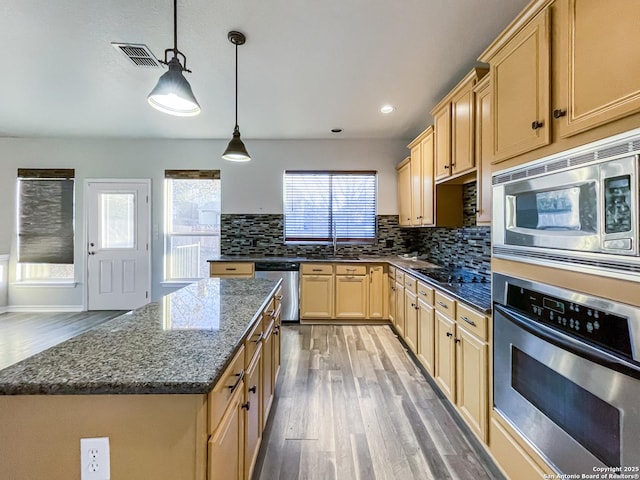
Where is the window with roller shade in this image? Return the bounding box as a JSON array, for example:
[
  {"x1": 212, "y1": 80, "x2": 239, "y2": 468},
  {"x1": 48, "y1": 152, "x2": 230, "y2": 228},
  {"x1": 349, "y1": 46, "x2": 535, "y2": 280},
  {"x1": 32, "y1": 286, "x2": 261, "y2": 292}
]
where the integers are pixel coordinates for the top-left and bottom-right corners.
[
  {"x1": 284, "y1": 171, "x2": 377, "y2": 243},
  {"x1": 165, "y1": 170, "x2": 221, "y2": 281},
  {"x1": 17, "y1": 168, "x2": 75, "y2": 281}
]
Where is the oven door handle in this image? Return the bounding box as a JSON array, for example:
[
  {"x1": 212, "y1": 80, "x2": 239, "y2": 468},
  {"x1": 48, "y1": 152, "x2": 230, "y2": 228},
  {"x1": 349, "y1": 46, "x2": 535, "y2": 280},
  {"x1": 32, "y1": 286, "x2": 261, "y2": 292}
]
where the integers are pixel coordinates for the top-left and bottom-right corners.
[{"x1": 494, "y1": 303, "x2": 640, "y2": 380}]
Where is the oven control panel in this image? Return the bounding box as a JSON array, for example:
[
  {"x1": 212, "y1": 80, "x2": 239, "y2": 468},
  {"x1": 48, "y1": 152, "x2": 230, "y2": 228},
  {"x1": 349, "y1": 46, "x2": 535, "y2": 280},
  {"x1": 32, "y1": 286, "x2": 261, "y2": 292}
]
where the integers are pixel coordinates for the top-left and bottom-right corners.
[{"x1": 506, "y1": 285, "x2": 633, "y2": 359}]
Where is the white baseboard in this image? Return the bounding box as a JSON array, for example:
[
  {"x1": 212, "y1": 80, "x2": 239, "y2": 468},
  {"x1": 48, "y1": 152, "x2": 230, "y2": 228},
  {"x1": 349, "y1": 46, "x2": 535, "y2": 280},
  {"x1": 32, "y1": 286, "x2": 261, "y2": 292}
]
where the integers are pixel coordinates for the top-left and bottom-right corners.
[
  {"x1": 0, "y1": 305, "x2": 7, "y2": 314},
  {"x1": 6, "y1": 305, "x2": 85, "y2": 313}
]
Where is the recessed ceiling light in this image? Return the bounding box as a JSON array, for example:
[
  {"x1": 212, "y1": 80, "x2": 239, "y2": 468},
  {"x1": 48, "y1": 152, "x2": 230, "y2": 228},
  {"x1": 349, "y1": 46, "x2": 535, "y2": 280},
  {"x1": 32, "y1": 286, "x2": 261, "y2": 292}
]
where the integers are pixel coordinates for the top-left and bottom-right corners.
[
  {"x1": 380, "y1": 105, "x2": 395, "y2": 114},
  {"x1": 331, "y1": 128, "x2": 343, "y2": 133}
]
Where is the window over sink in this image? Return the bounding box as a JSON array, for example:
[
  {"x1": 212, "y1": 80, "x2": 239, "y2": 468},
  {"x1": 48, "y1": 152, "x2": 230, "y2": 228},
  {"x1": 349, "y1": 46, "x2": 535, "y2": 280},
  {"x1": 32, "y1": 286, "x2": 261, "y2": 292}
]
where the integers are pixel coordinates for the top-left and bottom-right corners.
[{"x1": 283, "y1": 171, "x2": 377, "y2": 243}]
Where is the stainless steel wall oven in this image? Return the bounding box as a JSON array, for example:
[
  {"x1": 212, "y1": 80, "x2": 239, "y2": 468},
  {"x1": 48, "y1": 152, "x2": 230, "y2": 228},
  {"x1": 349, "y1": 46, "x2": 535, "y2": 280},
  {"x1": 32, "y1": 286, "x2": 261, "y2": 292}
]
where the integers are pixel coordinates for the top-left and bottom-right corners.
[{"x1": 493, "y1": 273, "x2": 640, "y2": 474}]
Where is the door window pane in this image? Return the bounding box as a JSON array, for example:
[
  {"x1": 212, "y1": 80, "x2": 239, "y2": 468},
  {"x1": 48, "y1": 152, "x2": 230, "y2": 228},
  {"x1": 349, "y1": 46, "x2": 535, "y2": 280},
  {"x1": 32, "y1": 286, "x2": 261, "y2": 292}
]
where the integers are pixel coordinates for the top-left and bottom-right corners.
[{"x1": 101, "y1": 193, "x2": 135, "y2": 249}]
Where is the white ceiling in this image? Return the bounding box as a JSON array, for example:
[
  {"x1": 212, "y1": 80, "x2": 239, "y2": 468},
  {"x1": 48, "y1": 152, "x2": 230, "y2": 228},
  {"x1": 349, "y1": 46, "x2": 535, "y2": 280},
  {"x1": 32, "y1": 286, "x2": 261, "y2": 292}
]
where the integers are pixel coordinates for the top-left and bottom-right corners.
[{"x1": 0, "y1": 0, "x2": 529, "y2": 141}]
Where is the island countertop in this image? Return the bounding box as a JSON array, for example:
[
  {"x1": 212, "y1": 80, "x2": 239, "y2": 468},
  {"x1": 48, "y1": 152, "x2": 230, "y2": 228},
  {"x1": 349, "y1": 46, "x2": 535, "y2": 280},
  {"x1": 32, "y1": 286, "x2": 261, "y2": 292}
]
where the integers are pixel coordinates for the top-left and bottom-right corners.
[{"x1": 0, "y1": 278, "x2": 281, "y2": 396}]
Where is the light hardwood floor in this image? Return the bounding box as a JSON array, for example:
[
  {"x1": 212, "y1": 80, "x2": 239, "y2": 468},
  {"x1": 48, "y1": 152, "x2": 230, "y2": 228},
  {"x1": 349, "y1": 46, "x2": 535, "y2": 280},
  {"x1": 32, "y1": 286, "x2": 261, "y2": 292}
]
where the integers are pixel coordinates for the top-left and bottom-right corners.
[
  {"x1": 254, "y1": 324, "x2": 503, "y2": 480},
  {"x1": 0, "y1": 311, "x2": 126, "y2": 370}
]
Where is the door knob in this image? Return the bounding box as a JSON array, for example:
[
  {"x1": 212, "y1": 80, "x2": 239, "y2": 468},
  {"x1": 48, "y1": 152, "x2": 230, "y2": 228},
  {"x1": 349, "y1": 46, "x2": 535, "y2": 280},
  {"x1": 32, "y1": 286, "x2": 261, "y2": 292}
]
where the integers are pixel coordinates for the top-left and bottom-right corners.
[{"x1": 531, "y1": 120, "x2": 544, "y2": 130}]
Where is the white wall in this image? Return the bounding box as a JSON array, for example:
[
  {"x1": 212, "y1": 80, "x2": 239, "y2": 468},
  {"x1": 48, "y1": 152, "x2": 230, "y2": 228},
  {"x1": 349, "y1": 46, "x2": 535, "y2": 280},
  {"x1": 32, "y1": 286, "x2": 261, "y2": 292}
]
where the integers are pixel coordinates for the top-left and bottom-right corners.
[{"x1": 0, "y1": 137, "x2": 407, "y2": 308}]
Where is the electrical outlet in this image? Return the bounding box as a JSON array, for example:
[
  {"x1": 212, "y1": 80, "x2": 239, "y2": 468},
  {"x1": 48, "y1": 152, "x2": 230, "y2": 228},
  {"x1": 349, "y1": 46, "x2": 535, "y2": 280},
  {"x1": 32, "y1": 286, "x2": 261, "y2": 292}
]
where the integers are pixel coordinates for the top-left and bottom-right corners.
[{"x1": 80, "y1": 437, "x2": 110, "y2": 480}]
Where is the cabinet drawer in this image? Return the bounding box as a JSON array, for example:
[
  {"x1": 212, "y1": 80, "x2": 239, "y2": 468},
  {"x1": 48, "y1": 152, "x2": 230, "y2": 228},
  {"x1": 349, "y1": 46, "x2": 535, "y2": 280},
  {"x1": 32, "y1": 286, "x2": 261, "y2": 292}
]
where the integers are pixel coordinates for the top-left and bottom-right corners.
[
  {"x1": 210, "y1": 262, "x2": 254, "y2": 276},
  {"x1": 395, "y1": 270, "x2": 405, "y2": 284},
  {"x1": 404, "y1": 274, "x2": 418, "y2": 293},
  {"x1": 457, "y1": 303, "x2": 487, "y2": 342},
  {"x1": 417, "y1": 281, "x2": 434, "y2": 305},
  {"x1": 301, "y1": 263, "x2": 333, "y2": 275},
  {"x1": 335, "y1": 264, "x2": 366, "y2": 276},
  {"x1": 244, "y1": 319, "x2": 264, "y2": 368},
  {"x1": 262, "y1": 297, "x2": 276, "y2": 330},
  {"x1": 389, "y1": 266, "x2": 396, "y2": 280},
  {"x1": 435, "y1": 291, "x2": 456, "y2": 317},
  {"x1": 208, "y1": 345, "x2": 245, "y2": 434}
]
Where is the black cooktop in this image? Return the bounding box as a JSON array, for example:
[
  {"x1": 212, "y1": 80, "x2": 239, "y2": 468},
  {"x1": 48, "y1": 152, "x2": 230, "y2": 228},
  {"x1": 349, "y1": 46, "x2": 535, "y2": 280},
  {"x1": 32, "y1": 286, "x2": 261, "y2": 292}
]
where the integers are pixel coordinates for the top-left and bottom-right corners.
[{"x1": 413, "y1": 267, "x2": 489, "y2": 284}]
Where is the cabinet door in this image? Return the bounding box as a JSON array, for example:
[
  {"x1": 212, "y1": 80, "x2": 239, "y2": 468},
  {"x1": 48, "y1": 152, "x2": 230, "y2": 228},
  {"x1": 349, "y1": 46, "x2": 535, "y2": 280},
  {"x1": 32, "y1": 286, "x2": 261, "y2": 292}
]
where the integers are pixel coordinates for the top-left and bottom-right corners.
[
  {"x1": 417, "y1": 300, "x2": 435, "y2": 376},
  {"x1": 434, "y1": 105, "x2": 452, "y2": 180},
  {"x1": 300, "y1": 275, "x2": 334, "y2": 319},
  {"x1": 368, "y1": 265, "x2": 386, "y2": 320},
  {"x1": 244, "y1": 348, "x2": 262, "y2": 480},
  {"x1": 456, "y1": 326, "x2": 488, "y2": 442},
  {"x1": 273, "y1": 306, "x2": 282, "y2": 383},
  {"x1": 262, "y1": 326, "x2": 274, "y2": 429},
  {"x1": 388, "y1": 277, "x2": 396, "y2": 324},
  {"x1": 491, "y1": 9, "x2": 550, "y2": 163},
  {"x1": 394, "y1": 282, "x2": 405, "y2": 337},
  {"x1": 335, "y1": 275, "x2": 368, "y2": 319},
  {"x1": 404, "y1": 291, "x2": 418, "y2": 352},
  {"x1": 410, "y1": 145, "x2": 423, "y2": 226},
  {"x1": 475, "y1": 77, "x2": 492, "y2": 224},
  {"x1": 451, "y1": 82, "x2": 475, "y2": 175},
  {"x1": 397, "y1": 160, "x2": 412, "y2": 226},
  {"x1": 554, "y1": 0, "x2": 640, "y2": 138},
  {"x1": 420, "y1": 130, "x2": 435, "y2": 226},
  {"x1": 434, "y1": 312, "x2": 456, "y2": 402},
  {"x1": 208, "y1": 380, "x2": 244, "y2": 480}
]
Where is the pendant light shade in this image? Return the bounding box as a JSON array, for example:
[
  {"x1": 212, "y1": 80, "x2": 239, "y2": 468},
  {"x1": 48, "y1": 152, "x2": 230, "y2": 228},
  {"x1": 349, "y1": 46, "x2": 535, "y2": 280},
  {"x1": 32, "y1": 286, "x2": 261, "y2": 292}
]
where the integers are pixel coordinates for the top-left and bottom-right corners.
[
  {"x1": 148, "y1": 57, "x2": 201, "y2": 116},
  {"x1": 222, "y1": 31, "x2": 251, "y2": 162},
  {"x1": 222, "y1": 125, "x2": 251, "y2": 161},
  {"x1": 148, "y1": 0, "x2": 200, "y2": 117}
]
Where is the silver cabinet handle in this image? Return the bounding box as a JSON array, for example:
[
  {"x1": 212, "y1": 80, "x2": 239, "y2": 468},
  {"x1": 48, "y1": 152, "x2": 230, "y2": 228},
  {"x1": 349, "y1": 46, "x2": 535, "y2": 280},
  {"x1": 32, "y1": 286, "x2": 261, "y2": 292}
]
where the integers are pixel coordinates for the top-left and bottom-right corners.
[{"x1": 461, "y1": 316, "x2": 476, "y2": 327}]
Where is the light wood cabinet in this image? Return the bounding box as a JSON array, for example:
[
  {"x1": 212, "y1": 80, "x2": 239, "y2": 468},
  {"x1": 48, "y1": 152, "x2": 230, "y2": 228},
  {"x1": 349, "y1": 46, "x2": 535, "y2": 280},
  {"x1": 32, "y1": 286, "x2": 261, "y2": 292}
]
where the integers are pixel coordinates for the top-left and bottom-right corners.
[
  {"x1": 474, "y1": 75, "x2": 493, "y2": 225},
  {"x1": 431, "y1": 68, "x2": 488, "y2": 182},
  {"x1": 397, "y1": 158, "x2": 412, "y2": 226},
  {"x1": 368, "y1": 265, "x2": 387, "y2": 319},
  {"x1": 262, "y1": 322, "x2": 274, "y2": 429},
  {"x1": 553, "y1": 0, "x2": 640, "y2": 138},
  {"x1": 404, "y1": 289, "x2": 418, "y2": 353},
  {"x1": 419, "y1": 128, "x2": 435, "y2": 226},
  {"x1": 388, "y1": 267, "x2": 396, "y2": 324},
  {"x1": 208, "y1": 379, "x2": 244, "y2": 480},
  {"x1": 481, "y1": 8, "x2": 550, "y2": 163},
  {"x1": 210, "y1": 262, "x2": 254, "y2": 278},
  {"x1": 335, "y1": 270, "x2": 368, "y2": 319},
  {"x1": 410, "y1": 142, "x2": 423, "y2": 226},
  {"x1": 416, "y1": 282, "x2": 435, "y2": 376},
  {"x1": 435, "y1": 311, "x2": 456, "y2": 401},
  {"x1": 300, "y1": 265, "x2": 334, "y2": 319},
  {"x1": 394, "y1": 277, "x2": 405, "y2": 337},
  {"x1": 244, "y1": 345, "x2": 262, "y2": 480}
]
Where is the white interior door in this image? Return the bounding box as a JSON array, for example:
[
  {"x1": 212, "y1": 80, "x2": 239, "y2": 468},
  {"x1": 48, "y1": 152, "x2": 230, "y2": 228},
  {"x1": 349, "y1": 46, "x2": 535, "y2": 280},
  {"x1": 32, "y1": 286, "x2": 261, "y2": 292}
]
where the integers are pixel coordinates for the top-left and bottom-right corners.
[{"x1": 86, "y1": 181, "x2": 150, "y2": 310}]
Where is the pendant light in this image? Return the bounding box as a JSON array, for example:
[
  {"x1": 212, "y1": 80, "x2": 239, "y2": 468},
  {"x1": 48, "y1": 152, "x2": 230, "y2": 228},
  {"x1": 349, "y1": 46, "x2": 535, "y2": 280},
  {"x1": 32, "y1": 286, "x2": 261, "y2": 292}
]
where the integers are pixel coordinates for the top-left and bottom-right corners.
[
  {"x1": 222, "y1": 31, "x2": 251, "y2": 162},
  {"x1": 147, "y1": 0, "x2": 201, "y2": 116}
]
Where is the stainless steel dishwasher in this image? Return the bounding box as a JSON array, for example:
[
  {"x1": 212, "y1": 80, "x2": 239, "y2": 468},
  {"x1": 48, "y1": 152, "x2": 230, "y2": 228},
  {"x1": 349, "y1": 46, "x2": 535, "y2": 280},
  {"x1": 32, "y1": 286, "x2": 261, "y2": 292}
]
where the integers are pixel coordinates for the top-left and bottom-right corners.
[{"x1": 254, "y1": 261, "x2": 299, "y2": 322}]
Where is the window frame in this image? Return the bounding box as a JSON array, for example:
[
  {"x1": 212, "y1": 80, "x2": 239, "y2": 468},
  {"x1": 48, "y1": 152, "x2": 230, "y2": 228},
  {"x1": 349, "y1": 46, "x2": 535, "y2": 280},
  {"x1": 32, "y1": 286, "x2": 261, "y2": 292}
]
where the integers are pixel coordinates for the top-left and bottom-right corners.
[
  {"x1": 164, "y1": 170, "x2": 221, "y2": 282},
  {"x1": 283, "y1": 170, "x2": 378, "y2": 244}
]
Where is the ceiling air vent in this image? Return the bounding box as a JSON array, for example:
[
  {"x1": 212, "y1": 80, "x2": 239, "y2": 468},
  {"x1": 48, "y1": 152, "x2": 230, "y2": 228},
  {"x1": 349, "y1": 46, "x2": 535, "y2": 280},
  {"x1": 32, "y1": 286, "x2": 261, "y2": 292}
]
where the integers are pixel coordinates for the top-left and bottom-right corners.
[{"x1": 111, "y1": 43, "x2": 161, "y2": 68}]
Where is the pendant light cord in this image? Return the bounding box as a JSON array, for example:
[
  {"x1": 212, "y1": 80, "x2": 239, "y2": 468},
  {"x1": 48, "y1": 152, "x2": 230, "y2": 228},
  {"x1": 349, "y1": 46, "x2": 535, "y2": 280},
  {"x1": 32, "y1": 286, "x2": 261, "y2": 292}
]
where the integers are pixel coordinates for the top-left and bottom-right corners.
[
  {"x1": 173, "y1": 0, "x2": 178, "y2": 55},
  {"x1": 234, "y1": 42, "x2": 239, "y2": 128}
]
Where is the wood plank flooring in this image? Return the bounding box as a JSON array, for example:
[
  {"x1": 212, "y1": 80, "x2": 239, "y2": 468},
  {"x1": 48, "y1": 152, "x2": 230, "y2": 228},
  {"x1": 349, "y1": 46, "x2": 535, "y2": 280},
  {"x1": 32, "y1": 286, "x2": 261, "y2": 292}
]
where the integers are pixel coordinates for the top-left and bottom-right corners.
[
  {"x1": 0, "y1": 311, "x2": 126, "y2": 370},
  {"x1": 254, "y1": 324, "x2": 503, "y2": 480}
]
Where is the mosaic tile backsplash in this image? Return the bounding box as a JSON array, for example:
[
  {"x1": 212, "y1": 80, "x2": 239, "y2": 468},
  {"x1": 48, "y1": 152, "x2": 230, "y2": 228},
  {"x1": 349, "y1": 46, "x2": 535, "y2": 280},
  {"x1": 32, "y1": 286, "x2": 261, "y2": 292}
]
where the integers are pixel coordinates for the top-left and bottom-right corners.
[
  {"x1": 220, "y1": 214, "x2": 417, "y2": 257},
  {"x1": 413, "y1": 183, "x2": 491, "y2": 278},
  {"x1": 220, "y1": 182, "x2": 490, "y2": 278}
]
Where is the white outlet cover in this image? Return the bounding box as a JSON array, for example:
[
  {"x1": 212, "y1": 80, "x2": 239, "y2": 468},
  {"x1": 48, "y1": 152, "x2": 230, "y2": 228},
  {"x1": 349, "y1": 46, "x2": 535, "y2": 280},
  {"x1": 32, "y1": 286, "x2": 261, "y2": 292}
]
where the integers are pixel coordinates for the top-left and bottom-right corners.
[{"x1": 80, "y1": 437, "x2": 110, "y2": 480}]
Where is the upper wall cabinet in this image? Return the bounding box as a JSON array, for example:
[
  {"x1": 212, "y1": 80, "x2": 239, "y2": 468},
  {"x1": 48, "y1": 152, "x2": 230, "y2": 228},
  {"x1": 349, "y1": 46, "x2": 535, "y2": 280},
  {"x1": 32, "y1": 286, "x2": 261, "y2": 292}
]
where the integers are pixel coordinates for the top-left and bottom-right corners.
[
  {"x1": 474, "y1": 76, "x2": 492, "y2": 225},
  {"x1": 431, "y1": 68, "x2": 489, "y2": 182},
  {"x1": 553, "y1": 0, "x2": 640, "y2": 138},
  {"x1": 397, "y1": 157, "x2": 412, "y2": 227},
  {"x1": 480, "y1": 7, "x2": 550, "y2": 164}
]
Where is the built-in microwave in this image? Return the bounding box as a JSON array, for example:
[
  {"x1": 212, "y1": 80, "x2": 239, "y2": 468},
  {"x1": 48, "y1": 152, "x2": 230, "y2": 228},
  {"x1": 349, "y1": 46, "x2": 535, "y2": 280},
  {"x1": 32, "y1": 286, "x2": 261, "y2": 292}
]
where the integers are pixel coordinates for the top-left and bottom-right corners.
[{"x1": 493, "y1": 129, "x2": 640, "y2": 280}]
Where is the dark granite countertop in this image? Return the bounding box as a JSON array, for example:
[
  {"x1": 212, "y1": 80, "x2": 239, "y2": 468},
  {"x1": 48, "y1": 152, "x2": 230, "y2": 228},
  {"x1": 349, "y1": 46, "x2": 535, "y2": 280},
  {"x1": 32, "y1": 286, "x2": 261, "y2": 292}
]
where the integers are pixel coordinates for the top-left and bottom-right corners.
[
  {"x1": 208, "y1": 255, "x2": 491, "y2": 313},
  {"x1": 0, "y1": 278, "x2": 281, "y2": 395}
]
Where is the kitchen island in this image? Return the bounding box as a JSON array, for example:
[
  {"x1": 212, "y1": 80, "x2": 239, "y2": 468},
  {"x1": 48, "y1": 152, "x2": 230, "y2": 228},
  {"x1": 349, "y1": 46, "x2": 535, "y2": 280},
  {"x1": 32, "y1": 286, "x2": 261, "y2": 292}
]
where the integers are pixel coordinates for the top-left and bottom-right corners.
[{"x1": 0, "y1": 277, "x2": 282, "y2": 480}]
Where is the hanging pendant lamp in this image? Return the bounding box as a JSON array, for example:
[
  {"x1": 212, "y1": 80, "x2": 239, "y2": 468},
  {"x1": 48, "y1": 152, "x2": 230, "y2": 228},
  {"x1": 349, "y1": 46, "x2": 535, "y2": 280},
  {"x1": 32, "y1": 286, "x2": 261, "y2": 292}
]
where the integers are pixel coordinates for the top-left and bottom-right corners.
[
  {"x1": 222, "y1": 31, "x2": 251, "y2": 162},
  {"x1": 148, "y1": 0, "x2": 201, "y2": 117}
]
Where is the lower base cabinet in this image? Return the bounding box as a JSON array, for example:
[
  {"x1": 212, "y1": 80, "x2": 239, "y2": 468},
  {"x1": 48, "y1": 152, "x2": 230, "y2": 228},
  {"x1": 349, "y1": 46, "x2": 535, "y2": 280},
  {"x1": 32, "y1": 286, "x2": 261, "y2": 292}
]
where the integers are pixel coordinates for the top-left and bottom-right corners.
[
  {"x1": 434, "y1": 311, "x2": 457, "y2": 401},
  {"x1": 244, "y1": 345, "x2": 262, "y2": 480},
  {"x1": 208, "y1": 383, "x2": 244, "y2": 480}
]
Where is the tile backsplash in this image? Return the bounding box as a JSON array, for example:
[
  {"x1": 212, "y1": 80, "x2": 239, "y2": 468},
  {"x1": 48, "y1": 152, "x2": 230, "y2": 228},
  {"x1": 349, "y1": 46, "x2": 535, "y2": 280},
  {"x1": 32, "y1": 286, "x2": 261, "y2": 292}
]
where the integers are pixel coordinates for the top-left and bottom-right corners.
[
  {"x1": 220, "y1": 182, "x2": 490, "y2": 278},
  {"x1": 413, "y1": 183, "x2": 491, "y2": 277},
  {"x1": 220, "y1": 214, "x2": 417, "y2": 257}
]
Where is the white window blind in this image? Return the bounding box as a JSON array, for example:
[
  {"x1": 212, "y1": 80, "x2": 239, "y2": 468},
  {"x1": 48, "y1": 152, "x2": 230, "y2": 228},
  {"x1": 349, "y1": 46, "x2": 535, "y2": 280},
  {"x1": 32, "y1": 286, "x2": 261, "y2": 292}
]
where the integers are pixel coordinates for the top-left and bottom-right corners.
[
  {"x1": 284, "y1": 171, "x2": 377, "y2": 242},
  {"x1": 17, "y1": 168, "x2": 75, "y2": 264}
]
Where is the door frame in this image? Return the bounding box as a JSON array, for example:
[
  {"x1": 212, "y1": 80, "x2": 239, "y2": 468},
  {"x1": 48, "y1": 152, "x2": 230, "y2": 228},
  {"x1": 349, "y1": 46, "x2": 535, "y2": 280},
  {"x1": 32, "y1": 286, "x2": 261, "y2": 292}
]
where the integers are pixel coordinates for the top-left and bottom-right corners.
[{"x1": 82, "y1": 178, "x2": 152, "y2": 311}]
